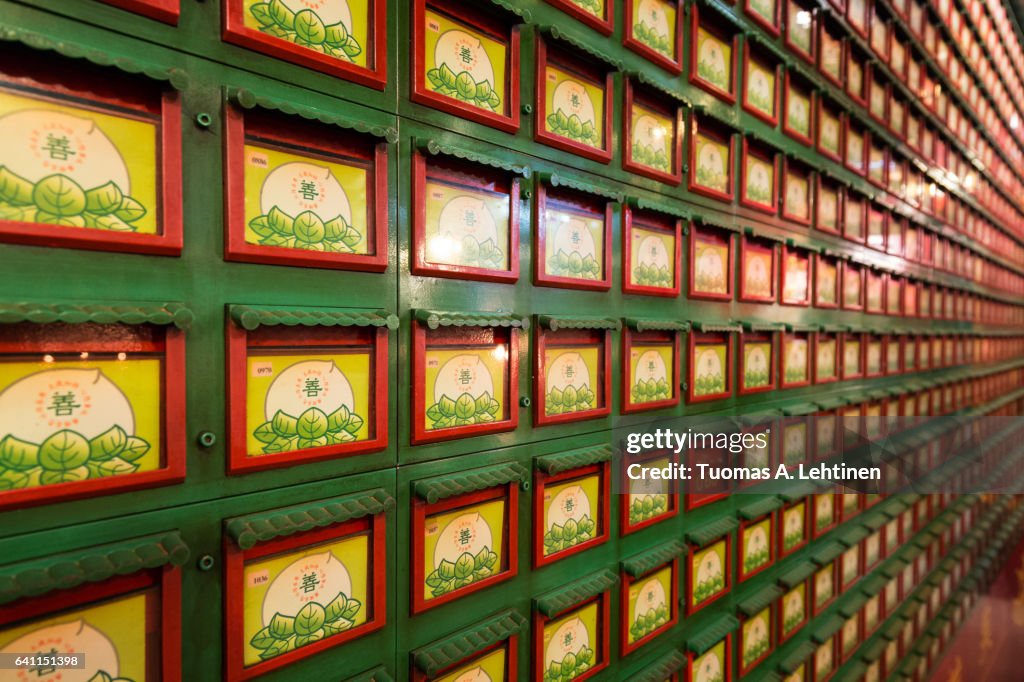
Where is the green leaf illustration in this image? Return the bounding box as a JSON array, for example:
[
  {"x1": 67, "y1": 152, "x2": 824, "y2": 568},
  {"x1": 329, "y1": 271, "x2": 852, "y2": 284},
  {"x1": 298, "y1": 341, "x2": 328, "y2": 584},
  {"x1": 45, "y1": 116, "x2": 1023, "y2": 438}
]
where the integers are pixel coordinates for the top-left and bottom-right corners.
[
  {"x1": 296, "y1": 405, "x2": 327, "y2": 438},
  {"x1": 267, "y1": 0, "x2": 295, "y2": 29},
  {"x1": 0, "y1": 435, "x2": 39, "y2": 471},
  {"x1": 120, "y1": 436, "x2": 150, "y2": 462},
  {"x1": 32, "y1": 174, "x2": 86, "y2": 217},
  {"x1": 40, "y1": 466, "x2": 90, "y2": 485},
  {"x1": 0, "y1": 166, "x2": 34, "y2": 205},
  {"x1": 84, "y1": 181, "x2": 123, "y2": 215},
  {"x1": 293, "y1": 212, "x2": 326, "y2": 244},
  {"x1": 454, "y1": 392, "x2": 476, "y2": 420},
  {"x1": 90, "y1": 457, "x2": 139, "y2": 477},
  {"x1": 269, "y1": 613, "x2": 295, "y2": 639},
  {"x1": 272, "y1": 410, "x2": 299, "y2": 436},
  {"x1": 294, "y1": 9, "x2": 326, "y2": 44},
  {"x1": 324, "y1": 21, "x2": 348, "y2": 46},
  {"x1": 294, "y1": 602, "x2": 326, "y2": 636},
  {"x1": 88, "y1": 425, "x2": 128, "y2": 461},
  {"x1": 38, "y1": 430, "x2": 91, "y2": 471},
  {"x1": 250, "y1": 626, "x2": 277, "y2": 650}
]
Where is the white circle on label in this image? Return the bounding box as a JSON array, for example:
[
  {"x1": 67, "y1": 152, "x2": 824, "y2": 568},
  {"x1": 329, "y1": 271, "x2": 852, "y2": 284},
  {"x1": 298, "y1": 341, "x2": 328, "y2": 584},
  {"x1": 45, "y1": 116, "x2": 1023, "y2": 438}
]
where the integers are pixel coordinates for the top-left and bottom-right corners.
[
  {"x1": 696, "y1": 548, "x2": 723, "y2": 585},
  {"x1": 263, "y1": 360, "x2": 354, "y2": 420},
  {"x1": 259, "y1": 161, "x2": 351, "y2": 220},
  {"x1": 434, "y1": 512, "x2": 494, "y2": 566},
  {"x1": 634, "y1": 350, "x2": 667, "y2": 384},
  {"x1": 695, "y1": 650, "x2": 723, "y2": 682},
  {"x1": 0, "y1": 619, "x2": 120, "y2": 682},
  {"x1": 546, "y1": 484, "x2": 592, "y2": 528},
  {"x1": 433, "y1": 354, "x2": 495, "y2": 403},
  {"x1": 0, "y1": 367, "x2": 134, "y2": 442},
  {"x1": 636, "y1": 234, "x2": 669, "y2": 268},
  {"x1": 549, "y1": 212, "x2": 597, "y2": 258},
  {"x1": 545, "y1": 352, "x2": 591, "y2": 391},
  {"x1": 545, "y1": 616, "x2": 591, "y2": 665},
  {"x1": 551, "y1": 79, "x2": 596, "y2": 122},
  {"x1": 435, "y1": 29, "x2": 496, "y2": 84},
  {"x1": 261, "y1": 550, "x2": 352, "y2": 624},
  {"x1": 632, "y1": 114, "x2": 668, "y2": 153},
  {"x1": 632, "y1": 576, "x2": 667, "y2": 620},
  {"x1": 0, "y1": 109, "x2": 129, "y2": 190}
]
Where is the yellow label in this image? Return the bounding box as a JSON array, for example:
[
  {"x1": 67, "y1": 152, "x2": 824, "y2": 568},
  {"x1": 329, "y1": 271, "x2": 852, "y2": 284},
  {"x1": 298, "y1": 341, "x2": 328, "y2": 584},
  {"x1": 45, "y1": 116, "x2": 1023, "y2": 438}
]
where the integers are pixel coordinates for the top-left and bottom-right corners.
[
  {"x1": 816, "y1": 338, "x2": 837, "y2": 379},
  {"x1": 435, "y1": 646, "x2": 507, "y2": 682},
  {"x1": 693, "y1": 130, "x2": 730, "y2": 194},
  {"x1": 0, "y1": 357, "x2": 161, "y2": 490},
  {"x1": 543, "y1": 205, "x2": 604, "y2": 281},
  {"x1": 630, "y1": 225, "x2": 676, "y2": 289},
  {"x1": 815, "y1": 640, "x2": 834, "y2": 677},
  {"x1": 841, "y1": 546, "x2": 859, "y2": 584},
  {"x1": 783, "y1": 422, "x2": 806, "y2": 465},
  {"x1": 782, "y1": 584, "x2": 806, "y2": 635},
  {"x1": 696, "y1": 28, "x2": 731, "y2": 92},
  {"x1": 0, "y1": 590, "x2": 150, "y2": 681},
  {"x1": 424, "y1": 9, "x2": 507, "y2": 114},
  {"x1": 744, "y1": 154, "x2": 774, "y2": 206},
  {"x1": 820, "y1": 110, "x2": 841, "y2": 155},
  {"x1": 627, "y1": 565, "x2": 672, "y2": 643},
  {"x1": 745, "y1": 59, "x2": 774, "y2": 117},
  {"x1": 815, "y1": 565, "x2": 834, "y2": 606},
  {"x1": 843, "y1": 269, "x2": 862, "y2": 307},
  {"x1": 424, "y1": 498, "x2": 505, "y2": 601},
  {"x1": 693, "y1": 343, "x2": 727, "y2": 397},
  {"x1": 243, "y1": 533, "x2": 369, "y2": 666},
  {"x1": 741, "y1": 517, "x2": 772, "y2": 574},
  {"x1": 815, "y1": 493, "x2": 835, "y2": 530},
  {"x1": 783, "y1": 337, "x2": 808, "y2": 384},
  {"x1": 787, "y1": 0, "x2": 813, "y2": 50},
  {"x1": 242, "y1": 0, "x2": 371, "y2": 68},
  {"x1": 822, "y1": 33, "x2": 842, "y2": 78},
  {"x1": 543, "y1": 473, "x2": 600, "y2": 557},
  {"x1": 424, "y1": 346, "x2": 507, "y2": 431},
  {"x1": 692, "y1": 639, "x2": 727, "y2": 682},
  {"x1": 542, "y1": 601, "x2": 599, "y2": 681},
  {"x1": 632, "y1": 0, "x2": 678, "y2": 60},
  {"x1": 786, "y1": 88, "x2": 811, "y2": 137},
  {"x1": 243, "y1": 142, "x2": 369, "y2": 255},
  {"x1": 630, "y1": 102, "x2": 673, "y2": 174},
  {"x1": 691, "y1": 539, "x2": 727, "y2": 608},
  {"x1": 566, "y1": 0, "x2": 606, "y2": 20},
  {"x1": 743, "y1": 249, "x2": 773, "y2": 299},
  {"x1": 628, "y1": 455, "x2": 671, "y2": 524},
  {"x1": 629, "y1": 343, "x2": 673, "y2": 405},
  {"x1": 693, "y1": 235, "x2": 729, "y2": 294},
  {"x1": 749, "y1": 0, "x2": 777, "y2": 25},
  {"x1": 782, "y1": 253, "x2": 806, "y2": 301},
  {"x1": 246, "y1": 351, "x2": 371, "y2": 457},
  {"x1": 846, "y1": 130, "x2": 864, "y2": 168},
  {"x1": 784, "y1": 172, "x2": 809, "y2": 221},
  {"x1": 742, "y1": 342, "x2": 772, "y2": 390},
  {"x1": 845, "y1": 201, "x2": 863, "y2": 239},
  {"x1": 782, "y1": 502, "x2": 806, "y2": 552},
  {"x1": 817, "y1": 185, "x2": 839, "y2": 230},
  {"x1": 545, "y1": 66, "x2": 605, "y2": 149},
  {"x1": 424, "y1": 179, "x2": 510, "y2": 271},
  {"x1": 866, "y1": 275, "x2": 883, "y2": 310},
  {"x1": 543, "y1": 345, "x2": 600, "y2": 416},
  {"x1": 844, "y1": 340, "x2": 862, "y2": 376},
  {"x1": 742, "y1": 607, "x2": 771, "y2": 668},
  {"x1": 866, "y1": 341, "x2": 882, "y2": 374},
  {"x1": 0, "y1": 88, "x2": 158, "y2": 234}
]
